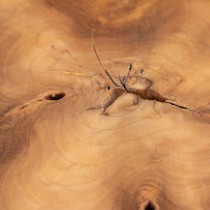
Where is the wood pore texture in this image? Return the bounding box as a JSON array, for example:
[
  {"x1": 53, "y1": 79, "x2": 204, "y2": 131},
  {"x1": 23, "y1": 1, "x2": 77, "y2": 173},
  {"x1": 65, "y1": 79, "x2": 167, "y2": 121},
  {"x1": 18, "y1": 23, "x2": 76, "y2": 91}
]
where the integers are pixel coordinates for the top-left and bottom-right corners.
[{"x1": 0, "y1": 0, "x2": 210, "y2": 210}]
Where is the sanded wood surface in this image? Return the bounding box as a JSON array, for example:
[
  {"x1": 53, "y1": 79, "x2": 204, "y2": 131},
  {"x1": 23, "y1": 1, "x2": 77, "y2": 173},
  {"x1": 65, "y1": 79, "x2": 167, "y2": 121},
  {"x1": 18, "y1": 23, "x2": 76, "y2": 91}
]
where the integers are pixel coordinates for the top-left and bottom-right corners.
[{"x1": 0, "y1": 0, "x2": 210, "y2": 209}]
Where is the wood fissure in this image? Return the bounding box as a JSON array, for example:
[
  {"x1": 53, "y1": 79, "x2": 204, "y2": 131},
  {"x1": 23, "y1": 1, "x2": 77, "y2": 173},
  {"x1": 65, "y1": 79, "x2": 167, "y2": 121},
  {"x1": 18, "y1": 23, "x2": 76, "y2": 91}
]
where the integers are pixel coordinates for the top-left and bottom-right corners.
[{"x1": 1, "y1": 1, "x2": 210, "y2": 210}]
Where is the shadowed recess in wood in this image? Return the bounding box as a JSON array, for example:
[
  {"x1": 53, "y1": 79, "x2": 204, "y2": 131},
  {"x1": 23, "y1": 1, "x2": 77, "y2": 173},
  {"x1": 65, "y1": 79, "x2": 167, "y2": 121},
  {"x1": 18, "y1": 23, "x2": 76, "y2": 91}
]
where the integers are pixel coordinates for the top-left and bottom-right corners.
[
  {"x1": 45, "y1": 92, "x2": 66, "y2": 101},
  {"x1": 145, "y1": 202, "x2": 155, "y2": 210}
]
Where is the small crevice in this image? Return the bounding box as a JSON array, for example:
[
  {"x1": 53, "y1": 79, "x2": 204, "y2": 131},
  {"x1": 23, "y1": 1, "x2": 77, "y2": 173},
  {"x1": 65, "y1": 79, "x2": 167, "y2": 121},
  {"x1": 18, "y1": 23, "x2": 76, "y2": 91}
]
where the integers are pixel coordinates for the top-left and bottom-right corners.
[
  {"x1": 165, "y1": 101, "x2": 188, "y2": 110},
  {"x1": 19, "y1": 105, "x2": 28, "y2": 109},
  {"x1": 145, "y1": 202, "x2": 155, "y2": 210},
  {"x1": 45, "y1": 92, "x2": 66, "y2": 101}
]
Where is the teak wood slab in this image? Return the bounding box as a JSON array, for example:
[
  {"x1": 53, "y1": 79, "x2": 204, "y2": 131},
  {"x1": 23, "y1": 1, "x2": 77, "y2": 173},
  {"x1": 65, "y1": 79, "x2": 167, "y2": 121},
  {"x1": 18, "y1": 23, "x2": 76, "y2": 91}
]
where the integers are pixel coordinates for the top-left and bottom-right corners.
[{"x1": 0, "y1": 0, "x2": 210, "y2": 210}]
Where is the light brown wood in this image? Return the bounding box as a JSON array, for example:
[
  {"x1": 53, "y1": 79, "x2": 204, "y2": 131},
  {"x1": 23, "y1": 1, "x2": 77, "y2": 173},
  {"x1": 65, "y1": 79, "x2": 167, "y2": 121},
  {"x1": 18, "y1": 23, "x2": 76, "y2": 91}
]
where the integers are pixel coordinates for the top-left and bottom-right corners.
[{"x1": 0, "y1": 0, "x2": 210, "y2": 209}]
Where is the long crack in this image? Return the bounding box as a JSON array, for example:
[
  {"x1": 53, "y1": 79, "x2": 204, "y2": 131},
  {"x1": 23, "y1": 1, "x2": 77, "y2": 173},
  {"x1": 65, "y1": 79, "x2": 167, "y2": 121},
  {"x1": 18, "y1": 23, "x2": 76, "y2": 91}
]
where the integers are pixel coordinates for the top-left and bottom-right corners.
[
  {"x1": 99, "y1": 85, "x2": 200, "y2": 114},
  {"x1": 95, "y1": 80, "x2": 198, "y2": 113},
  {"x1": 126, "y1": 87, "x2": 200, "y2": 114},
  {"x1": 165, "y1": 101, "x2": 188, "y2": 110}
]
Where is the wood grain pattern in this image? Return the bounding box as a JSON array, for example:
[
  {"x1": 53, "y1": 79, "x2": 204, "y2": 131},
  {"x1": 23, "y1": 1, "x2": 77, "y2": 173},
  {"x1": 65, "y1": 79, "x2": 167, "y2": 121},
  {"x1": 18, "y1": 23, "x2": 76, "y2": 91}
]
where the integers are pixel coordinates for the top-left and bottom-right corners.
[{"x1": 0, "y1": 0, "x2": 210, "y2": 209}]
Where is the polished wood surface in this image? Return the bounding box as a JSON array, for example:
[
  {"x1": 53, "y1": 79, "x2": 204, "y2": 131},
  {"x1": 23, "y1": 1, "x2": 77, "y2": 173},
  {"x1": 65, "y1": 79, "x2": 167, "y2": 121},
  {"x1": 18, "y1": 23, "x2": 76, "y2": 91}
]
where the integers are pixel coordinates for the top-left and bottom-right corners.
[{"x1": 0, "y1": 0, "x2": 210, "y2": 209}]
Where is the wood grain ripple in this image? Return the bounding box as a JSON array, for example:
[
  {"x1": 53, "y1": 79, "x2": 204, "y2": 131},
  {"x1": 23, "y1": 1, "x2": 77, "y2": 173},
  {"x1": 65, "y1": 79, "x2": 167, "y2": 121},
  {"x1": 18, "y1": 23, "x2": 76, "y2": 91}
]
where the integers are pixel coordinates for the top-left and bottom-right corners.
[{"x1": 0, "y1": 0, "x2": 210, "y2": 210}]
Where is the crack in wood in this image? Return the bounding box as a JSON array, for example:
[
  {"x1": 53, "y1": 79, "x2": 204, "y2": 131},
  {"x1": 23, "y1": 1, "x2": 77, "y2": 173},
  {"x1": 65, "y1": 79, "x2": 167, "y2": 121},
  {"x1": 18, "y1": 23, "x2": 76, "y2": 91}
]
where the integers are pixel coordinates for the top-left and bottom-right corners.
[
  {"x1": 99, "y1": 83, "x2": 200, "y2": 114},
  {"x1": 0, "y1": 91, "x2": 66, "y2": 119},
  {"x1": 92, "y1": 41, "x2": 196, "y2": 114}
]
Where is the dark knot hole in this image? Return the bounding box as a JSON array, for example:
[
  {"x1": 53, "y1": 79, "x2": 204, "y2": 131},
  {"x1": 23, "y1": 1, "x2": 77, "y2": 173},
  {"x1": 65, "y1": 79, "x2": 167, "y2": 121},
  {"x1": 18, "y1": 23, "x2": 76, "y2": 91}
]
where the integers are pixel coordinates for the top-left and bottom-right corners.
[
  {"x1": 145, "y1": 202, "x2": 155, "y2": 210},
  {"x1": 45, "y1": 92, "x2": 66, "y2": 101}
]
